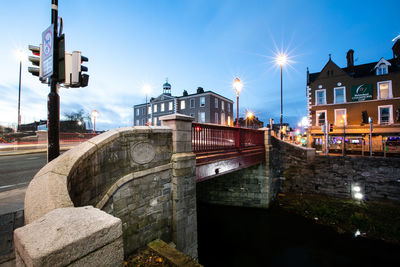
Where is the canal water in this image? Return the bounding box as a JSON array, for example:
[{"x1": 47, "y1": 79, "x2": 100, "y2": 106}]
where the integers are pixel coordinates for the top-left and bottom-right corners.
[{"x1": 197, "y1": 202, "x2": 399, "y2": 267}]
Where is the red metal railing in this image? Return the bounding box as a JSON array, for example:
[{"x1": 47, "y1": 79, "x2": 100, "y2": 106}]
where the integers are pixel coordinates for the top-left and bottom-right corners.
[{"x1": 192, "y1": 123, "x2": 264, "y2": 153}]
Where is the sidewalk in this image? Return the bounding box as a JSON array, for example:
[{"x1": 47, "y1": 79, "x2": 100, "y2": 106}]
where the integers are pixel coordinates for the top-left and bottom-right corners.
[{"x1": 0, "y1": 187, "x2": 26, "y2": 215}]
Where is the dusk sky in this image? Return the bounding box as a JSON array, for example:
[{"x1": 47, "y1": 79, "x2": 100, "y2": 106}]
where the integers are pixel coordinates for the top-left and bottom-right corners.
[{"x1": 0, "y1": 0, "x2": 399, "y2": 130}]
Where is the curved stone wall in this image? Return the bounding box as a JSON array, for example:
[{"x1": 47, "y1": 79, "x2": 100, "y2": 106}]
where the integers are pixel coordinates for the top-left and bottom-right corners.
[{"x1": 24, "y1": 127, "x2": 174, "y2": 256}]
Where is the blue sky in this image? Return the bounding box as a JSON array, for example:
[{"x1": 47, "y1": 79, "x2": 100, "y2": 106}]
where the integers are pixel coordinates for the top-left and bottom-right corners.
[{"x1": 0, "y1": 0, "x2": 399, "y2": 130}]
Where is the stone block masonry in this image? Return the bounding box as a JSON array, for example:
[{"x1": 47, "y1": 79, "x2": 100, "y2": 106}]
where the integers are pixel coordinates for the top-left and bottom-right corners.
[
  {"x1": 197, "y1": 163, "x2": 271, "y2": 208},
  {"x1": 272, "y1": 137, "x2": 400, "y2": 203}
]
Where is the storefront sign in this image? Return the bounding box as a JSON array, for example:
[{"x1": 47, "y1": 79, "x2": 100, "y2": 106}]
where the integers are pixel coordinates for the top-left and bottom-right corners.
[{"x1": 351, "y1": 84, "x2": 372, "y2": 102}]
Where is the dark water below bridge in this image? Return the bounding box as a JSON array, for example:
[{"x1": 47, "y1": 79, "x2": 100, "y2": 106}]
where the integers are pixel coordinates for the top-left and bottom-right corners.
[{"x1": 197, "y1": 202, "x2": 399, "y2": 267}]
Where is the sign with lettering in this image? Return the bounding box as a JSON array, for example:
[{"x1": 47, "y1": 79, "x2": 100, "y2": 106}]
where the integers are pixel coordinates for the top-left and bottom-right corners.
[
  {"x1": 42, "y1": 25, "x2": 54, "y2": 79},
  {"x1": 351, "y1": 84, "x2": 372, "y2": 102}
]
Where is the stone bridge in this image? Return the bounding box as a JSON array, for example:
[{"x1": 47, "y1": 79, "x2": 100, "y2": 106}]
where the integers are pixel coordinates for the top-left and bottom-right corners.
[{"x1": 11, "y1": 114, "x2": 400, "y2": 266}]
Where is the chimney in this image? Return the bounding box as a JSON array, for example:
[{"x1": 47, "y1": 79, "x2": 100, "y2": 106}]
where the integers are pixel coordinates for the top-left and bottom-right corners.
[
  {"x1": 346, "y1": 49, "x2": 355, "y2": 73},
  {"x1": 393, "y1": 39, "x2": 400, "y2": 65}
]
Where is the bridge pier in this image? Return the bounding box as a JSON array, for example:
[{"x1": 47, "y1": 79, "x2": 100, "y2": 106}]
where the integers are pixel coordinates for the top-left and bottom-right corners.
[{"x1": 161, "y1": 114, "x2": 198, "y2": 260}]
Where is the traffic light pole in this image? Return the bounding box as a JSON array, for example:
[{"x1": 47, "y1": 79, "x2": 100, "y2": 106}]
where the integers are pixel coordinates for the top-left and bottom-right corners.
[{"x1": 47, "y1": 0, "x2": 60, "y2": 162}]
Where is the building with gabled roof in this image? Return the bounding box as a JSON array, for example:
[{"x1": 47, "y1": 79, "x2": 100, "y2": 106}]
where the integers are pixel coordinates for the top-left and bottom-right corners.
[{"x1": 306, "y1": 38, "x2": 400, "y2": 153}]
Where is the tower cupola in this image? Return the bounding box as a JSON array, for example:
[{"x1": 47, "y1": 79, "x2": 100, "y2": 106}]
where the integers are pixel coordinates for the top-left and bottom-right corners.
[{"x1": 163, "y1": 78, "x2": 171, "y2": 96}]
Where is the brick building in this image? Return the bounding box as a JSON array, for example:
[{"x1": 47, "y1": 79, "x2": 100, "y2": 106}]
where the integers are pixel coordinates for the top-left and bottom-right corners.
[
  {"x1": 134, "y1": 81, "x2": 234, "y2": 126},
  {"x1": 306, "y1": 38, "x2": 400, "y2": 152}
]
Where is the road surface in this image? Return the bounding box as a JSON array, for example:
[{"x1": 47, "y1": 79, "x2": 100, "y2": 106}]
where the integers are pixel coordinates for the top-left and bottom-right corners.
[{"x1": 0, "y1": 152, "x2": 47, "y2": 193}]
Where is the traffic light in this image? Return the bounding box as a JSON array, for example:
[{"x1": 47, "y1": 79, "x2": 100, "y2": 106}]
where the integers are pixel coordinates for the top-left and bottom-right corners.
[
  {"x1": 71, "y1": 51, "x2": 89, "y2": 87},
  {"x1": 329, "y1": 123, "x2": 334, "y2": 132},
  {"x1": 28, "y1": 45, "x2": 42, "y2": 78}
]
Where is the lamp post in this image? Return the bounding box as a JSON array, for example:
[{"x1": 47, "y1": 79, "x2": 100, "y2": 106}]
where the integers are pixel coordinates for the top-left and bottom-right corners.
[
  {"x1": 368, "y1": 117, "x2": 373, "y2": 157},
  {"x1": 91, "y1": 110, "x2": 99, "y2": 135},
  {"x1": 143, "y1": 84, "x2": 151, "y2": 126},
  {"x1": 233, "y1": 78, "x2": 242, "y2": 127},
  {"x1": 342, "y1": 114, "x2": 346, "y2": 156},
  {"x1": 276, "y1": 54, "x2": 287, "y2": 140},
  {"x1": 16, "y1": 50, "x2": 26, "y2": 131}
]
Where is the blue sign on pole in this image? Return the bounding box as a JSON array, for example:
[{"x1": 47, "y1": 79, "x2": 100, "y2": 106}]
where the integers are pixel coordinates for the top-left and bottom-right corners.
[{"x1": 42, "y1": 25, "x2": 54, "y2": 79}]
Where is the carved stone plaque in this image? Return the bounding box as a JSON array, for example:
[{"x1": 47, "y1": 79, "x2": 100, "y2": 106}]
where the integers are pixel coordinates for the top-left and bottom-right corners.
[{"x1": 131, "y1": 142, "x2": 155, "y2": 164}]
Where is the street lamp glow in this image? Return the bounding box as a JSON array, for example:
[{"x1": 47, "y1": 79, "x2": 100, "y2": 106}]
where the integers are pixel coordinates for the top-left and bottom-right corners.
[
  {"x1": 91, "y1": 110, "x2": 99, "y2": 135},
  {"x1": 246, "y1": 111, "x2": 254, "y2": 119},
  {"x1": 16, "y1": 49, "x2": 26, "y2": 62},
  {"x1": 143, "y1": 84, "x2": 152, "y2": 95},
  {"x1": 233, "y1": 77, "x2": 243, "y2": 94},
  {"x1": 276, "y1": 54, "x2": 287, "y2": 66},
  {"x1": 91, "y1": 110, "x2": 99, "y2": 118}
]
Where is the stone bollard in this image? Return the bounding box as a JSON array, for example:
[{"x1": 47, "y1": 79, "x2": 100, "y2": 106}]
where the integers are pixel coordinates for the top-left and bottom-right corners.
[
  {"x1": 14, "y1": 206, "x2": 123, "y2": 267},
  {"x1": 160, "y1": 114, "x2": 198, "y2": 260}
]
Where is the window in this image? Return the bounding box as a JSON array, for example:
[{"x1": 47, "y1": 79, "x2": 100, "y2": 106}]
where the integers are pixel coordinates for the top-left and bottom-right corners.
[
  {"x1": 169, "y1": 102, "x2": 173, "y2": 111},
  {"x1": 227, "y1": 104, "x2": 230, "y2": 112},
  {"x1": 161, "y1": 103, "x2": 165, "y2": 112},
  {"x1": 334, "y1": 87, "x2": 346, "y2": 104},
  {"x1": 378, "y1": 105, "x2": 393, "y2": 125},
  {"x1": 200, "y1": 112, "x2": 205, "y2": 123},
  {"x1": 153, "y1": 104, "x2": 157, "y2": 113},
  {"x1": 377, "y1": 64, "x2": 388, "y2": 75},
  {"x1": 180, "y1": 100, "x2": 185, "y2": 110},
  {"x1": 221, "y1": 101, "x2": 225, "y2": 110},
  {"x1": 215, "y1": 113, "x2": 219, "y2": 124},
  {"x1": 228, "y1": 116, "x2": 231, "y2": 126},
  {"x1": 136, "y1": 119, "x2": 139, "y2": 126},
  {"x1": 315, "y1": 89, "x2": 326, "y2": 105},
  {"x1": 142, "y1": 107, "x2": 145, "y2": 115},
  {"x1": 153, "y1": 117, "x2": 157, "y2": 126},
  {"x1": 316, "y1": 110, "x2": 326, "y2": 126},
  {"x1": 190, "y1": 99, "x2": 195, "y2": 108},
  {"x1": 148, "y1": 117, "x2": 151, "y2": 124},
  {"x1": 221, "y1": 113, "x2": 225, "y2": 125},
  {"x1": 215, "y1": 98, "x2": 218, "y2": 108},
  {"x1": 148, "y1": 106, "x2": 152, "y2": 114},
  {"x1": 135, "y1": 108, "x2": 140, "y2": 116},
  {"x1": 377, "y1": 81, "x2": 392, "y2": 99},
  {"x1": 334, "y1": 109, "x2": 347, "y2": 126},
  {"x1": 200, "y1": 97, "x2": 205, "y2": 107}
]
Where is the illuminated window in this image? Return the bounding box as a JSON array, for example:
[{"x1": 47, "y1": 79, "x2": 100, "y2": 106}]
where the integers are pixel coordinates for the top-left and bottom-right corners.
[
  {"x1": 221, "y1": 101, "x2": 225, "y2": 110},
  {"x1": 334, "y1": 109, "x2": 347, "y2": 126},
  {"x1": 378, "y1": 81, "x2": 392, "y2": 99},
  {"x1": 148, "y1": 106, "x2": 152, "y2": 114},
  {"x1": 135, "y1": 109, "x2": 139, "y2": 116},
  {"x1": 221, "y1": 113, "x2": 225, "y2": 125},
  {"x1": 153, "y1": 104, "x2": 157, "y2": 113},
  {"x1": 161, "y1": 103, "x2": 165, "y2": 112},
  {"x1": 180, "y1": 100, "x2": 185, "y2": 110},
  {"x1": 153, "y1": 117, "x2": 157, "y2": 125},
  {"x1": 228, "y1": 116, "x2": 231, "y2": 126},
  {"x1": 169, "y1": 102, "x2": 173, "y2": 111}
]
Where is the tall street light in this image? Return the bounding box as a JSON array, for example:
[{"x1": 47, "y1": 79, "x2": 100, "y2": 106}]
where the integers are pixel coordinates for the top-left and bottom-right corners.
[
  {"x1": 246, "y1": 111, "x2": 254, "y2": 128},
  {"x1": 143, "y1": 84, "x2": 151, "y2": 126},
  {"x1": 276, "y1": 54, "x2": 287, "y2": 140},
  {"x1": 233, "y1": 78, "x2": 243, "y2": 127},
  {"x1": 16, "y1": 50, "x2": 26, "y2": 131},
  {"x1": 91, "y1": 110, "x2": 99, "y2": 135},
  {"x1": 342, "y1": 114, "x2": 346, "y2": 156}
]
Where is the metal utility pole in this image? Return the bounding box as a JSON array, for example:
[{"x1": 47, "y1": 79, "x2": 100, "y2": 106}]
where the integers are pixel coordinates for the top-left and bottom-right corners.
[
  {"x1": 280, "y1": 64, "x2": 283, "y2": 140},
  {"x1": 369, "y1": 117, "x2": 373, "y2": 157},
  {"x1": 17, "y1": 60, "x2": 22, "y2": 131},
  {"x1": 47, "y1": 0, "x2": 60, "y2": 162}
]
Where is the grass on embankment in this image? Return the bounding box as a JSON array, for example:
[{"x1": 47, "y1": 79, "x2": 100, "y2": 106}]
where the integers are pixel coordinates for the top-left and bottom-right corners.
[{"x1": 276, "y1": 193, "x2": 400, "y2": 244}]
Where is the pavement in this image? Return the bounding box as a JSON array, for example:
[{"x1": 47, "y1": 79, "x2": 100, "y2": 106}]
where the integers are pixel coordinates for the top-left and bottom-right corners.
[{"x1": 0, "y1": 187, "x2": 25, "y2": 215}]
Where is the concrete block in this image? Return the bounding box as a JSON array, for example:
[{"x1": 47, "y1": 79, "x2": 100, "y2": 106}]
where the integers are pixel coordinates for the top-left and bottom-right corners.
[{"x1": 14, "y1": 206, "x2": 122, "y2": 267}]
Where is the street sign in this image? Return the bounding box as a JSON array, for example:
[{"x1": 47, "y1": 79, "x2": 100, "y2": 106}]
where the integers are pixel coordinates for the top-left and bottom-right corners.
[{"x1": 42, "y1": 25, "x2": 54, "y2": 79}]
